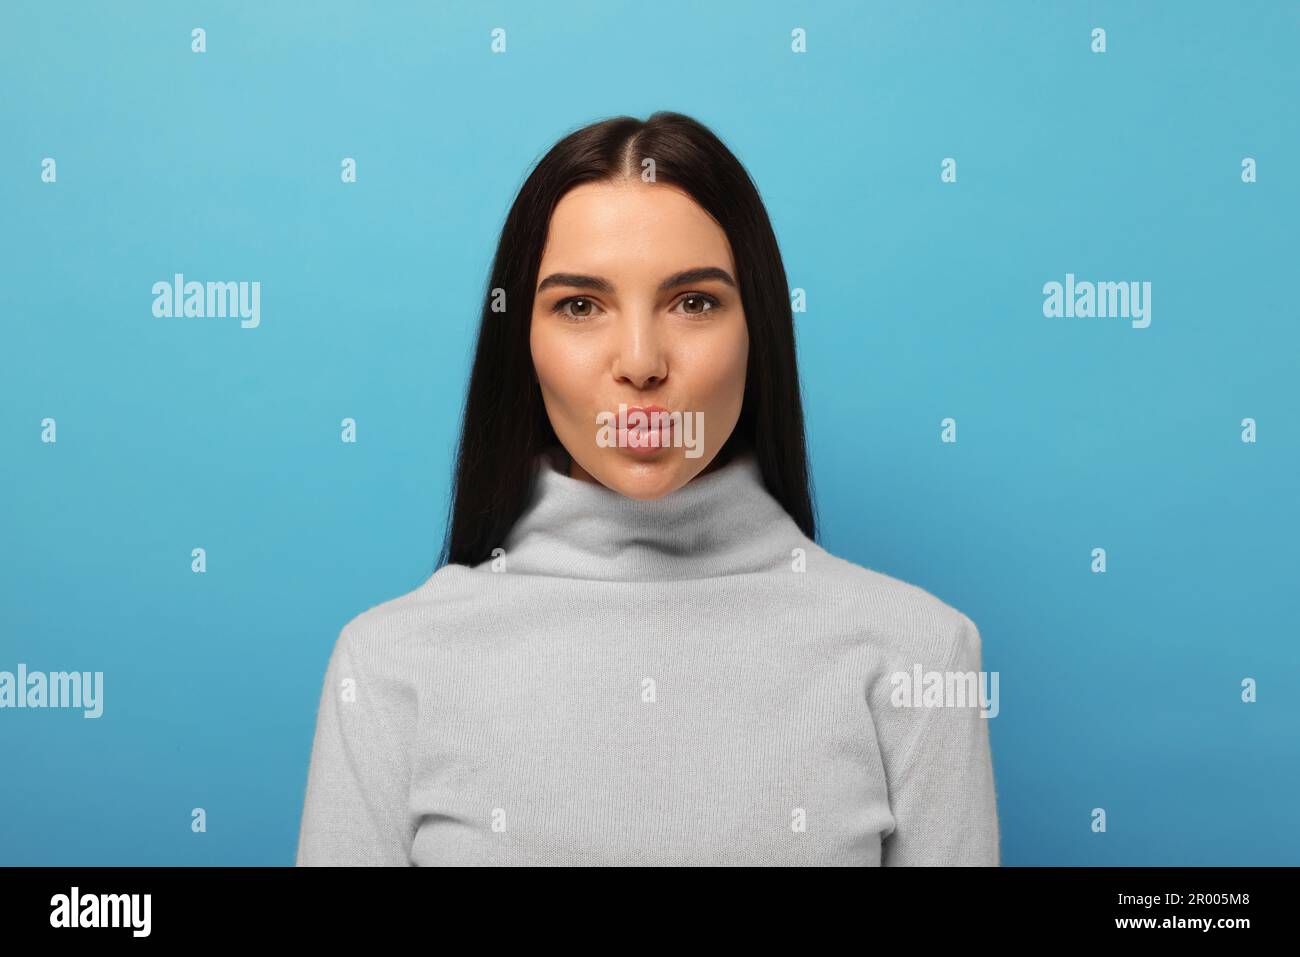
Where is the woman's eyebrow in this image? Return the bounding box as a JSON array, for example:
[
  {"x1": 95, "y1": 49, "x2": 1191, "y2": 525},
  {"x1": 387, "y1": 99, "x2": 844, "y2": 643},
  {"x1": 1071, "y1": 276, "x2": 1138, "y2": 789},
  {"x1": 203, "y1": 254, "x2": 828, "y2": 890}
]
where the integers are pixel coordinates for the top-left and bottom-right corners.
[
  {"x1": 657, "y1": 267, "x2": 736, "y2": 292},
  {"x1": 535, "y1": 266, "x2": 737, "y2": 295}
]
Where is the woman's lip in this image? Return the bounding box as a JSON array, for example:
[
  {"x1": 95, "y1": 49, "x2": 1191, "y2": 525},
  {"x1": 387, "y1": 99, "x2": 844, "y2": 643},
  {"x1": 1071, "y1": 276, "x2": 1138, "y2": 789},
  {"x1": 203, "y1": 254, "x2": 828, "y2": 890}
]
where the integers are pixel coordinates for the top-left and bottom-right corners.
[
  {"x1": 611, "y1": 404, "x2": 674, "y2": 454},
  {"x1": 616, "y1": 427, "x2": 668, "y2": 453},
  {"x1": 618, "y1": 406, "x2": 675, "y2": 436},
  {"x1": 621, "y1": 404, "x2": 671, "y2": 420}
]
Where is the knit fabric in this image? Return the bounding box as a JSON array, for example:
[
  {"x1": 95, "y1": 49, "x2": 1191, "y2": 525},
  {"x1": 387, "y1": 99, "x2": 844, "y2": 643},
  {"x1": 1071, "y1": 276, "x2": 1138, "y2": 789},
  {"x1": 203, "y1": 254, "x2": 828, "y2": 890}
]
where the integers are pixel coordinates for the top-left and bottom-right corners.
[{"x1": 295, "y1": 447, "x2": 1000, "y2": 865}]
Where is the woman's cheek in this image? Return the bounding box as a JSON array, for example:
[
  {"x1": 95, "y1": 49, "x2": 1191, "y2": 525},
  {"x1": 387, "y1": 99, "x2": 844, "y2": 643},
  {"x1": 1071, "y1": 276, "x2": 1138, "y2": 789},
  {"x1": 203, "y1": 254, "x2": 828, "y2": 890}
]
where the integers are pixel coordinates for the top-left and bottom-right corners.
[
  {"x1": 695, "y1": 325, "x2": 749, "y2": 420},
  {"x1": 536, "y1": 346, "x2": 595, "y2": 442}
]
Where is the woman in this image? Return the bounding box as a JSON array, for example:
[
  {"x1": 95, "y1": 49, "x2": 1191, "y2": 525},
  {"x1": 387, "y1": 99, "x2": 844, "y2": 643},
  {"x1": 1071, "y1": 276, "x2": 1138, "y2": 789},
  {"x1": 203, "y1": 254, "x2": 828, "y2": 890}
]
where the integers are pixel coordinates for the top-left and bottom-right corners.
[{"x1": 296, "y1": 111, "x2": 999, "y2": 866}]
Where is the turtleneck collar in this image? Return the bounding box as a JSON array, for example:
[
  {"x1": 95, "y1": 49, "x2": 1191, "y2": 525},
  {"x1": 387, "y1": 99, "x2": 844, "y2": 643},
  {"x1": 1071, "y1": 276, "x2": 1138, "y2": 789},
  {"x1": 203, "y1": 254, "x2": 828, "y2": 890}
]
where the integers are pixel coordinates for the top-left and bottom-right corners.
[{"x1": 496, "y1": 446, "x2": 808, "y2": 582}]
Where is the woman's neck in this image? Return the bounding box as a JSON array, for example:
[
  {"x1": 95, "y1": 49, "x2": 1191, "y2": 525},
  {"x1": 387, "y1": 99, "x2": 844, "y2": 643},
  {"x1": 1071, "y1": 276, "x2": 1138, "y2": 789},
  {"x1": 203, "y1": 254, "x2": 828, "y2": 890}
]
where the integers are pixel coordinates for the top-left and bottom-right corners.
[{"x1": 500, "y1": 442, "x2": 805, "y2": 582}]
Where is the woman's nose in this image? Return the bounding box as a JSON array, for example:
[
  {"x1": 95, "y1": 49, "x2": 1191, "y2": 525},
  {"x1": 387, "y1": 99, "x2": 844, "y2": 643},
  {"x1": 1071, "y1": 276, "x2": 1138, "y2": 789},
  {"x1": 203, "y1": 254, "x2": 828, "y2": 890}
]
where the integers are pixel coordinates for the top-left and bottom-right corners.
[{"x1": 611, "y1": 310, "x2": 668, "y2": 388}]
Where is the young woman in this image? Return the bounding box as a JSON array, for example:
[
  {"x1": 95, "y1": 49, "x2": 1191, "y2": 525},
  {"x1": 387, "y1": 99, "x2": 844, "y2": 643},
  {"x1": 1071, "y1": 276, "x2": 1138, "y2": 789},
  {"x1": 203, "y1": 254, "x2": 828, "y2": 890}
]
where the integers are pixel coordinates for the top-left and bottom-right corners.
[{"x1": 296, "y1": 111, "x2": 999, "y2": 866}]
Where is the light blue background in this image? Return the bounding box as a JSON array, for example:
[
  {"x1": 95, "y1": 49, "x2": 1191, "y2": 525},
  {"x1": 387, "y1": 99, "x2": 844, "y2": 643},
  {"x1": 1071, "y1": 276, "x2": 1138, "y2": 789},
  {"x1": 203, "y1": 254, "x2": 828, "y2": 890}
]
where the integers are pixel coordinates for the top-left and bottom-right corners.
[{"x1": 2, "y1": 0, "x2": 1296, "y2": 865}]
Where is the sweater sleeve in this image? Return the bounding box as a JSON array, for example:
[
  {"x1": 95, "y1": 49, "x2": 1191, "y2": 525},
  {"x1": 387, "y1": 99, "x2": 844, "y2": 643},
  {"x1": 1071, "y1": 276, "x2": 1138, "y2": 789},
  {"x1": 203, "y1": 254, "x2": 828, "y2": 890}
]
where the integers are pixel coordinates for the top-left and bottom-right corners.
[
  {"x1": 881, "y1": 613, "x2": 1000, "y2": 866},
  {"x1": 295, "y1": 626, "x2": 415, "y2": 866}
]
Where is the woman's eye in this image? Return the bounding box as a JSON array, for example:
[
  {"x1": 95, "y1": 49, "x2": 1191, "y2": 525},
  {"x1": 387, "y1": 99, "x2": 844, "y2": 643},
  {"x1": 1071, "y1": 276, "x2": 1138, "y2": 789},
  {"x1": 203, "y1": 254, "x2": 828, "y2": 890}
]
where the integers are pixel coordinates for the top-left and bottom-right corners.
[
  {"x1": 553, "y1": 297, "x2": 600, "y2": 320},
  {"x1": 675, "y1": 293, "x2": 721, "y2": 316},
  {"x1": 551, "y1": 294, "x2": 720, "y2": 320}
]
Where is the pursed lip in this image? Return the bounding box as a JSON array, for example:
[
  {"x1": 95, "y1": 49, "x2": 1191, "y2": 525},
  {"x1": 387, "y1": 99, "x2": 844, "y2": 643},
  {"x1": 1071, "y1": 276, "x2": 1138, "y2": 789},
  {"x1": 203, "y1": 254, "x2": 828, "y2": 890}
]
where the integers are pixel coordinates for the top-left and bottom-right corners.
[
  {"x1": 610, "y1": 404, "x2": 675, "y2": 453},
  {"x1": 620, "y1": 404, "x2": 672, "y2": 426}
]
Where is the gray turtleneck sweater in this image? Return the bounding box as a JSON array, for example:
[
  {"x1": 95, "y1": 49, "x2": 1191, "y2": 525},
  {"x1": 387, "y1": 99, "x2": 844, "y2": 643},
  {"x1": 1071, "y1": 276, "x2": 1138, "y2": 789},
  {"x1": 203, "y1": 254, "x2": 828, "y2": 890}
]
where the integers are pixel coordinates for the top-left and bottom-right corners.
[{"x1": 295, "y1": 450, "x2": 999, "y2": 866}]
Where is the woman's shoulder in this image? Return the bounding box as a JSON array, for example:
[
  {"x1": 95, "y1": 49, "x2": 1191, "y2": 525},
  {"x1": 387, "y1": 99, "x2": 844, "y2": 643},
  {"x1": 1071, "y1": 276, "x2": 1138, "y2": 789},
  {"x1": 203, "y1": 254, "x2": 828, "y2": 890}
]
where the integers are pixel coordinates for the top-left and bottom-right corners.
[
  {"x1": 329, "y1": 563, "x2": 484, "y2": 663},
  {"x1": 797, "y1": 539, "x2": 980, "y2": 665}
]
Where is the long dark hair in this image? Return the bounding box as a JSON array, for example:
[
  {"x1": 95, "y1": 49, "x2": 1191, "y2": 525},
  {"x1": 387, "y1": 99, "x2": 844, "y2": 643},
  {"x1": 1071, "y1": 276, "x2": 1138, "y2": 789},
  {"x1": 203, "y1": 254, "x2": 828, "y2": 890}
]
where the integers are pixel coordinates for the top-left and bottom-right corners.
[{"x1": 439, "y1": 111, "x2": 815, "y2": 568}]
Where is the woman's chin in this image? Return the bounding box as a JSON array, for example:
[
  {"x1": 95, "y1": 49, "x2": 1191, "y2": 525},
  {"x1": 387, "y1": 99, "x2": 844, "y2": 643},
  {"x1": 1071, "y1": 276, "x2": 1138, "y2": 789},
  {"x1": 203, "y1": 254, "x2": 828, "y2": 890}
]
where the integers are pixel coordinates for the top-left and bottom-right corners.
[{"x1": 583, "y1": 450, "x2": 707, "y2": 500}]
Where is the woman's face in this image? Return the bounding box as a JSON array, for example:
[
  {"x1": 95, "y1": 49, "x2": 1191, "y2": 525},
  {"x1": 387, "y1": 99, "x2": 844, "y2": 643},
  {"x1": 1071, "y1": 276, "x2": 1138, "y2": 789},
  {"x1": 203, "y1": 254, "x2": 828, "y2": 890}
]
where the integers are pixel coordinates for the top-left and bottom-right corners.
[{"x1": 530, "y1": 178, "x2": 749, "y2": 499}]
